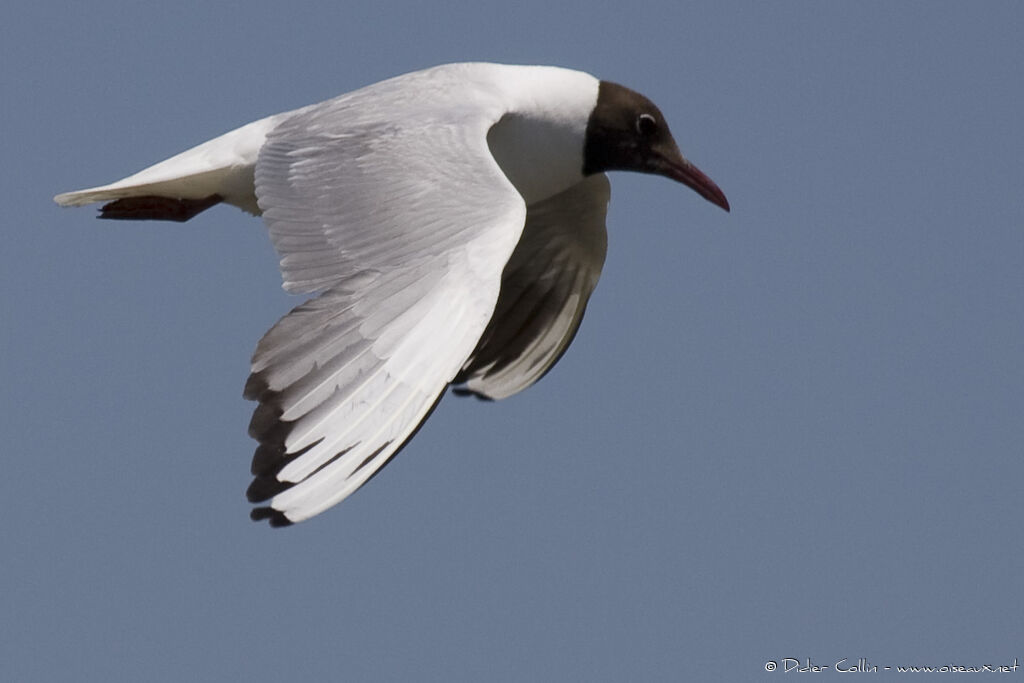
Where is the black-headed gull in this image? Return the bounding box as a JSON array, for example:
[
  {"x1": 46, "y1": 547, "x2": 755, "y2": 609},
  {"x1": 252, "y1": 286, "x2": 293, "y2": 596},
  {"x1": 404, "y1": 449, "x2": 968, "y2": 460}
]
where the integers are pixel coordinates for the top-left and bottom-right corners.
[{"x1": 55, "y1": 63, "x2": 729, "y2": 526}]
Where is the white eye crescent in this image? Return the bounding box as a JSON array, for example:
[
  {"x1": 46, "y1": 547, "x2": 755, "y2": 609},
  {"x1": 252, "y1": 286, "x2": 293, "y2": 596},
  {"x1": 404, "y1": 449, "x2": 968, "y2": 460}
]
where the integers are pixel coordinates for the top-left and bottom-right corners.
[{"x1": 636, "y1": 113, "x2": 657, "y2": 136}]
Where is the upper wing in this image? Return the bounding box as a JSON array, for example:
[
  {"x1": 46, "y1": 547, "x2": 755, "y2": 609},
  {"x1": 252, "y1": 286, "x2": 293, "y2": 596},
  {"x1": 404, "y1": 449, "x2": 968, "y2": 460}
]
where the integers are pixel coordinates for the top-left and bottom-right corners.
[
  {"x1": 245, "y1": 77, "x2": 526, "y2": 525},
  {"x1": 454, "y1": 174, "x2": 610, "y2": 400}
]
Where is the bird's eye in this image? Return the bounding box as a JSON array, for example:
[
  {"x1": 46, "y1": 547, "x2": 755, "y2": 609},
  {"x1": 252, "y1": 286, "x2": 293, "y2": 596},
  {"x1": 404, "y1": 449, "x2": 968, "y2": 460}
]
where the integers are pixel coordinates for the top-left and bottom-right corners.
[{"x1": 636, "y1": 113, "x2": 658, "y2": 137}]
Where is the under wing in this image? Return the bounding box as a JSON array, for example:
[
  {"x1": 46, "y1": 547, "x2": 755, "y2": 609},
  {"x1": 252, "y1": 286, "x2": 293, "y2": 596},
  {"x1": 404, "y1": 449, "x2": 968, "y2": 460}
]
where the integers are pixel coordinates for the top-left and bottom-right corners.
[{"x1": 455, "y1": 174, "x2": 610, "y2": 400}]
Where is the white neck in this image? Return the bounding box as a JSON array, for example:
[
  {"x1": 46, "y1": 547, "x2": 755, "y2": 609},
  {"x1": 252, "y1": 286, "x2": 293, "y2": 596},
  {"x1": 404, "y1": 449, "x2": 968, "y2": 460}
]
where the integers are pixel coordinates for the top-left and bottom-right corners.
[{"x1": 485, "y1": 65, "x2": 600, "y2": 205}]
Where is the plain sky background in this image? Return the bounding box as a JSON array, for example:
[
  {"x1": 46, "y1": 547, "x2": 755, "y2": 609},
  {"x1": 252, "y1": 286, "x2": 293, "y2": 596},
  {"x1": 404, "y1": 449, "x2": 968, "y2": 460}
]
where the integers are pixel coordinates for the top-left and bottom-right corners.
[{"x1": 3, "y1": 2, "x2": 1022, "y2": 681}]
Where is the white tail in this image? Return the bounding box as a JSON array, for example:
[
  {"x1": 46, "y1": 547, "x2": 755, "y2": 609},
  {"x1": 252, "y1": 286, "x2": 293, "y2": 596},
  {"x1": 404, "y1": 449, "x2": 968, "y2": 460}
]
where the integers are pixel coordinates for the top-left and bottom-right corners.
[{"x1": 54, "y1": 114, "x2": 285, "y2": 216}]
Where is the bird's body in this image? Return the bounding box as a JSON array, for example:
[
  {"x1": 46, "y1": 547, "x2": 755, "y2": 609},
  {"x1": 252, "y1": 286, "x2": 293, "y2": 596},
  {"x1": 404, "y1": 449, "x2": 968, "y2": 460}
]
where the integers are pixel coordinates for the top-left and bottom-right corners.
[{"x1": 55, "y1": 62, "x2": 728, "y2": 526}]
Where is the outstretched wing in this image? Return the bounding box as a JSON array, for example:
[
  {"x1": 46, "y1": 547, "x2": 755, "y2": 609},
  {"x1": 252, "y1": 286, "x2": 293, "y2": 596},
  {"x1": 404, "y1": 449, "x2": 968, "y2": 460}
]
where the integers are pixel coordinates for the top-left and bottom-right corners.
[
  {"x1": 245, "y1": 75, "x2": 525, "y2": 525},
  {"x1": 455, "y1": 174, "x2": 610, "y2": 400}
]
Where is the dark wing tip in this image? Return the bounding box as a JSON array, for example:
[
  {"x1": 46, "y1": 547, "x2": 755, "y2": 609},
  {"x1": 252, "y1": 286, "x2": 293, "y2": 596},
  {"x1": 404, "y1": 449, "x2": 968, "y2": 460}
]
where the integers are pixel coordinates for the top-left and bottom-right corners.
[
  {"x1": 248, "y1": 401, "x2": 288, "y2": 441},
  {"x1": 250, "y1": 506, "x2": 294, "y2": 527},
  {"x1": 450, "y1": 386, "x2": 495, "y2": 402},
  {"x1": 243, "y1": 372, "x2": 271, "y2": 401},
  {"x1": 251, "y1": 443, "x2": 287, "y2": 476},
  {"x1": 246, "y1": 475, "x2": 296, "y2": 503}
]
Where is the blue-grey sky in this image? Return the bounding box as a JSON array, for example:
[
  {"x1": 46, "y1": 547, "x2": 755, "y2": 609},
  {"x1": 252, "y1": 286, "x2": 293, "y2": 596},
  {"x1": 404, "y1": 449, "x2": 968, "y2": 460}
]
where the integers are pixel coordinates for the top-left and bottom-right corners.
[{"x1": 4, "y1": 2, "x2": 1022, "y2": 681}]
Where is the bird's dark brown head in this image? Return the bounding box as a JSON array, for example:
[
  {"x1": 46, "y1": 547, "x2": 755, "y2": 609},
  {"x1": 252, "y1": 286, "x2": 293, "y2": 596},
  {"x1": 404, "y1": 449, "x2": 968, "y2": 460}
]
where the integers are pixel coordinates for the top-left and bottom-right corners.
[{"x1": 583, "y1": 81, "x2": 729, "y2": 212}]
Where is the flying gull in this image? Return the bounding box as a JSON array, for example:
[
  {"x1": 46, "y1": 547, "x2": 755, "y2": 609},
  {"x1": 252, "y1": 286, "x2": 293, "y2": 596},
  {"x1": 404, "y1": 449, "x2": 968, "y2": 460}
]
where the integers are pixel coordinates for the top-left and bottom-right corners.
[{"x1": 55, "y1": 62, "x2": 729, "y2": 526}]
